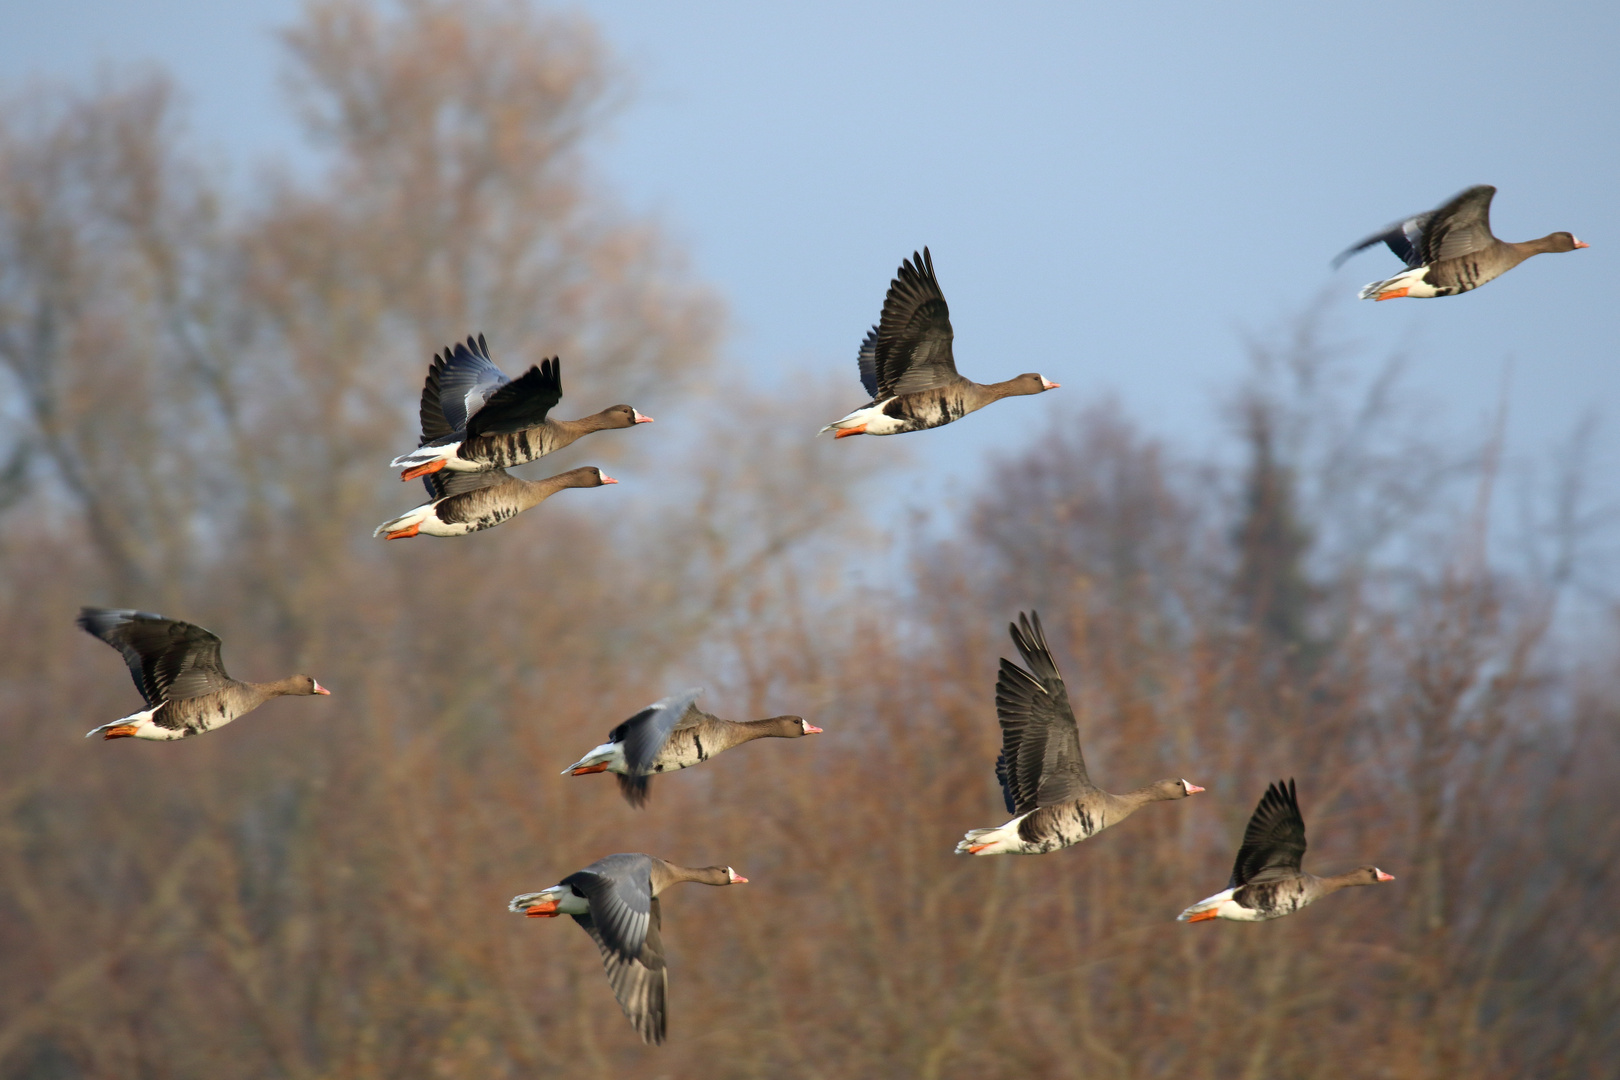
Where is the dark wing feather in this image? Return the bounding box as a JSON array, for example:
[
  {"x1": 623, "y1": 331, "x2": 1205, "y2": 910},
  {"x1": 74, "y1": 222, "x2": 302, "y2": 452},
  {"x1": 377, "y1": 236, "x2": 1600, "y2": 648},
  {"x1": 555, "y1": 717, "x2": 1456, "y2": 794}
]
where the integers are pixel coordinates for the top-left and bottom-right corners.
[
  {"x1": 993, "y1": 611, "x2": 1094, "y2": 814},
  {"x1": 1332, "y1": 212, "x2": 1434, "y2": 269},
  {"x1": 464, "y1": 357, "x2": 563, "y2": 439},
  {"x1": 77, "y1": 608, "x2": 232, "y2": 706},
  {"x1": 871, "y1": 248, "x2": 959, "y2": 398},
  {"x1": 609, "y1": 688, "x2": 704, "y2": 775},
  {"x1": 435, "y1": 335, "x2": 509, "y2": 433},
  {"x1": 562, "y1": 855, "x2": 653, "y2": 961},
  {"x1": 1229, "y1": 778, "x2": 1308, "y2": 888},
  {"x1": 571, "y1": 897, "x2": 668, "y2": 1044},
  {"x1": 855, "y1": 326, "x2": 880, "y2": 400},
  {"x1": 416, "y1": 349, "x2": 456, "y2": 444},
  {"x1": 423, "y1": 466, "x2": 508, "y2": 502},
  {"x1": 1416, "y1": 185, "x2": 1497, "y2": 263}
]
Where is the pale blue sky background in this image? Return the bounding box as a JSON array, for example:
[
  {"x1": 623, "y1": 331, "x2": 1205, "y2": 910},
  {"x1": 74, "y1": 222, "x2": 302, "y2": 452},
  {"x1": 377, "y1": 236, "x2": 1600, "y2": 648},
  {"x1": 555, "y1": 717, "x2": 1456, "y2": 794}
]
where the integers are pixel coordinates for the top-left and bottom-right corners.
[{"x1": 4, "y1": 1, "x2": 1616, "y2": 552}]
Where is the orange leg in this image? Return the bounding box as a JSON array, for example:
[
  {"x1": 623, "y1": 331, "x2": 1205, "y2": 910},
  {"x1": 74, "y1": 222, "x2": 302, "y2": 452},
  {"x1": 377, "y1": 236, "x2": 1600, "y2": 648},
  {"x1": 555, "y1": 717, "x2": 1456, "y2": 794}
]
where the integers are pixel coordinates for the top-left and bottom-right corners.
[
  {"x1": 966, "y1": 842, "x2": 994, "y2": 854},
  {"x1": 834, "y1": 425, "x2": 868, "y2": 439},
  {"x1": 1184, "y1": 909, "x2": 1220, "y2": 922},
  {"x1": 385, "y1": 522, "x2": 422, "y2": 541},
  {"x1": 1375, "y1": 288, "x2": 1410, "y2": 301},
  {"x1": 570, "y1": 763, "x2": 610, "y2": 775},
  {"x1": 103, "y1": 724, "x2": 140, "y2": 740},
  {"x1": 400, "y1": 459, "x2": 448, "y2": 481}
]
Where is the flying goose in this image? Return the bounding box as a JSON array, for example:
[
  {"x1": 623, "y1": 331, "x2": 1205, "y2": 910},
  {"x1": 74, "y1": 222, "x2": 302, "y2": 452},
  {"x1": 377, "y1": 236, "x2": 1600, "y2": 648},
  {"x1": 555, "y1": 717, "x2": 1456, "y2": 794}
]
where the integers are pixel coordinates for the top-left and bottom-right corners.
[
  {"x1": 78, "y1": 607, "x2": 329, "y2": 740},
  {"x1": 508, "y1": 853, "x2": 747, "y2": 1045},
  {"x1": 1335, "y1": 185, "x2": 1587, "y2": 300},
  {"x1": 1178, "y1": 779, "x2": 1394, "y2": 923},
  {"x1": 955, "y1": 611, "x2": 1202, "y2": 855},
  {"x1": 563, "y1": 688, "x2": 821, "y2": 807},
  {"x1": 819, "y1": 248, "x2": 1058, "y2": 439},
  {"x1": 373, "y1": 465, "x2": 615, "y2": 540},
  {"x1": 389, "y1": 334, "x2": 651, "y2": 481}
]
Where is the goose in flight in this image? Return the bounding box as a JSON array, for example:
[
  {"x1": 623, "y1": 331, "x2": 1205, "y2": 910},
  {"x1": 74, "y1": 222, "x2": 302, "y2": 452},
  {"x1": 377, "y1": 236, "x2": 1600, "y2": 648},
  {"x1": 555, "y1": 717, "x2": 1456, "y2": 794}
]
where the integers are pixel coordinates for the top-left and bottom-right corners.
[
  {"x1": 389, "y1": 334, "x2": 650, "y2": 481},
  {"x1": 563, "y1": 688, "x2": 821, "y2": 807},
  {"x1": 956, "y1": 611, "x2": 1202, "y2": 856},
  {"x1": 1335, "y1": 185, "x2": 1586, "y2": 301},
  {"x1": 1178, "y1": 779, "x2": 1394, "y2": 923},
  {"x1": 78, "y1": 607, "x2": 329, "y2": 740},
  {"x1": 509, "y1": 853, "x2": 747, "y2": 1045},
  {"x1": 820, "y1": 248, "x2": 1057, "y2": 439}
]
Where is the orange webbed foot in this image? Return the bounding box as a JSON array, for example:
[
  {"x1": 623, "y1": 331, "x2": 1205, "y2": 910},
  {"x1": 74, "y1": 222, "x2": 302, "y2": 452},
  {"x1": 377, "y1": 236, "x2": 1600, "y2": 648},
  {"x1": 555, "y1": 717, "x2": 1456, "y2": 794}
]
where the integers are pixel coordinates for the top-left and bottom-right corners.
[
  {"x1": 967, "y1": 842, "x2": 993, "y2": 854},
  {"x1": 1374, "y1": 288, "x2": 1410, "y2": 301},
  {"x1": 833, "y1": 425, "x2": 868, "y2": 440},
  {"x1": 385, "y1": 523, "x2": 422, "y2": 540},
  {"x1": 103, "y1": 724, "x2": 140, "y2": 740},
  {"x1": 1184, "y1": 909, "x2": 1220, "y2": 923},
  {"x1": 400, "y1": 459, "x2": 448, "y2": 481},
  {"x1": 524, "y1": 902, "x2": 560, "y2": 918},
  {"x1": 570, "y1": 763, "x2": 610, "y2": 776}
]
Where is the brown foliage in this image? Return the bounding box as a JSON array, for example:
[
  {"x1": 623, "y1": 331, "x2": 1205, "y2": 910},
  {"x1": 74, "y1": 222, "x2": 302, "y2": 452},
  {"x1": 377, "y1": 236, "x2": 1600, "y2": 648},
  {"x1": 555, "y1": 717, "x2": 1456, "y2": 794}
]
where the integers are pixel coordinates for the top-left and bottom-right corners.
[{"x1": 0, "y1": 3, "x2": 1616, "y2": 1077}]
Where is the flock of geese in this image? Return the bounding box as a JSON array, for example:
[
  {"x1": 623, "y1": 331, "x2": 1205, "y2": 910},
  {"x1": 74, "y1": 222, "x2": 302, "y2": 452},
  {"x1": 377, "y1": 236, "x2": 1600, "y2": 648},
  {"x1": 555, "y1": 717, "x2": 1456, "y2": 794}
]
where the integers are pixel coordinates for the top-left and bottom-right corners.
[{"x1": 75, "y1": 185, "x2": 1584, "y2": 1044}]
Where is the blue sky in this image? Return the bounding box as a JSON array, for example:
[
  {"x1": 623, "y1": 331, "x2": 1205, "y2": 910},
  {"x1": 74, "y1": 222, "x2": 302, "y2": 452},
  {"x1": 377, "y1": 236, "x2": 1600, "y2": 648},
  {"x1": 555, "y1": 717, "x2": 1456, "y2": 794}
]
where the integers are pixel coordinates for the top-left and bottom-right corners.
[{"x1": 5, "y1": 1, "x2": 1616, "y2": 538}]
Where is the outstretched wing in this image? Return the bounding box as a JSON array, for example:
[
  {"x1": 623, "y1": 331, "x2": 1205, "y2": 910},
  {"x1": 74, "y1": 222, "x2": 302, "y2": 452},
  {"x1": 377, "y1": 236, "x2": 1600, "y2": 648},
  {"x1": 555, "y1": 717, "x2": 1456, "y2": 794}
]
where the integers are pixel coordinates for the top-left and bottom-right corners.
[
  {"x1": 1332, "y1": 185, "x2": 1497, "y2": 269},
  {"x1": 562, "y1": 856, "x2": 653, "y2": 961},
  {"x1": 422, "y1": 466, "x2": 508, "y2": 502},
  {"x1": 608, "y1": 688, "x2": 704, "y2": 776},
  {"x1": 571, "y1": 897, "x2": 668, "y2": 1045},
  {"x1": 434, "y1": 335, "x2": 510, "y2": 434},
  {"x1": 464, "y1": 357, "x2": 563, "y2": 439},
  {"x1": 855, "y1": 327, "x2": 880, "y2": 400},
  {"x1": 870, "y1": 248, "x2": 959, "y2": 399},
  {"x1": 1229, "y1": 778, "x2": 1308, "y2": 888},
  {"x1": 416, "y1": 347, "x2": 457, "y2": 444},
  {"x1": 993, "y1": 611, "x2": 1094, "y2": 815},
  {"x1": 77, "y1": 608, "x2": 232, "y2": 706},
  {"x1": 1415, "y1": 184, "x2": 1497, "y2": 264}
]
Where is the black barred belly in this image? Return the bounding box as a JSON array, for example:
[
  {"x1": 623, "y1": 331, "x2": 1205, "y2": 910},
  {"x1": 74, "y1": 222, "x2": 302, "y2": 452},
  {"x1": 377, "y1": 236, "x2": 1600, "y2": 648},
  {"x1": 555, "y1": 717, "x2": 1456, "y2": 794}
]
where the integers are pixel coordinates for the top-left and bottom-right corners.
[
  {"x1": 1018, "y1": 802, "x2": 1106, "y2": 852},
  {"x1": 886, "y1": 390, "x2": 967, "y2": 432},
  {"x1": 465, "y1": 429, "x2": 554, "y2": 469}
]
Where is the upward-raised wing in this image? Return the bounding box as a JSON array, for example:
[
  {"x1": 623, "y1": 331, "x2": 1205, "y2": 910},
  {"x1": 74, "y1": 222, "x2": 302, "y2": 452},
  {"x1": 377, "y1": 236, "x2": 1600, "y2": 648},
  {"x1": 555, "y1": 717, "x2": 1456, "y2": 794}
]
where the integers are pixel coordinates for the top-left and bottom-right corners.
[
  {"x1": 607, "y1": 688, "x2": 705, "y2": 776},
  {"x1": 416, "y1": 347, "x2": 457, "y2": 444},
  {"x1": 1229, "y1": 778, "x2": 1308, "y2": 888},
  {"x1": 1332, "y1": 185, "x2": 1497, "y2": 269},
  {"x1": 993, "y1": 611, "x2": 1094, "y2": 815},
  {"x1": 870, "y1": 248, "x2": 959, "y2": 399},
  {"x1": 855, "y1": 327, "x2": 880, "y2": 400},
  {"x1": 434, "y1": 335, "x2": 510, "y2": 434},
  {"x1": 77, "y1": 608, "x2": 233, "y2": 706},
  {"x1": 562, "y1": 853, "x2": 654, "y2": 961},
  {"x1": 464, "y1": 356, "x2": 562, "y2": 439},
  {"x1": 1414, "y1": 184, "x2": 1497, "y2": 263},
  {"x1": 572, "y1": 897, "x2": 668, "y2": 1044}
]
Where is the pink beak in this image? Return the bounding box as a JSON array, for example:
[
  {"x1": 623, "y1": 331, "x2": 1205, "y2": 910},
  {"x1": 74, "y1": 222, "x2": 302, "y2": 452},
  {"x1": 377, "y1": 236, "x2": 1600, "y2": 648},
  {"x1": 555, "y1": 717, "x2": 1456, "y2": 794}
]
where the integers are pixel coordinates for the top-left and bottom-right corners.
[
  {"x1": 313, "y1": 681, "x2": 331, "y2": 696},
  {"x1": 1041, "y1": 377, "x2": 1061, "y2": 390},
  {"x1": 599, "y1": 474, "x2": 619, "y2": 485},
  {"x1": 804, "y1": 724, "x2": 824, "y2": 734},
  {"x1": 1376, "y1": 869, "x2": 1396, "y2": 882},
  {"x1": 633, "y1": 411, "x2": 654, "y2": 423},
  {"x1": 1184, "y1": 783, "x2": 1205, "y2": 794},
  {"x1": 729, "y1": 873, "x2": 748, "y2": 884},
  {"x1": 1573, "y1": 239, "x2": 1590, "y2": 249}
]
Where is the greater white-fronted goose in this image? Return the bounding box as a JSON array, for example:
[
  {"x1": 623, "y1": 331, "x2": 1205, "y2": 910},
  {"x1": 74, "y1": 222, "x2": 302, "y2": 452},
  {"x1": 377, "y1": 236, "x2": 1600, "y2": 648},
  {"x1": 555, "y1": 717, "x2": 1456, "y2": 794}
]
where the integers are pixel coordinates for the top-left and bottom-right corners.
[
  {"x1": 955, "y1": 611, "x2": 1202, "y2": 855},
  {"x1": 819, "y1": 248, "x2": 1058, "y2": 439},
  {"x1": 389, "y1": 335, "x2": 652, "y2": 481},
  {"x1": 372, "y1": 465, "x2": 615, "y2": 540},
  {"x1": 78, "y1": 607, "x2": 330, "y2": 740},
  {"x1": 1178, "y1": 779, "x2": 1394, "y2": 923},
  {"x1": 562, "y1": 688, "x2": 821, "y2": 807},
  {"x1": 508, "y1": 853, "x2": 747, "y2": 1045},
  {"x1": 1334, "y1": 185, "x2": 1587, "y2": 300}
]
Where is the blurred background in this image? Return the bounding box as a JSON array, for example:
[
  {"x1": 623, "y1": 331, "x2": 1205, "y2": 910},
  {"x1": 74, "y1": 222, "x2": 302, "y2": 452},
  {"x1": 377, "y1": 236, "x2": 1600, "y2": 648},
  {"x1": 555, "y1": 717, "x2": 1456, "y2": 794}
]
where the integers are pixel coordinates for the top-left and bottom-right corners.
[{"x1": 0, "y1": 1, "x2": 1615, "y2": 1076}]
